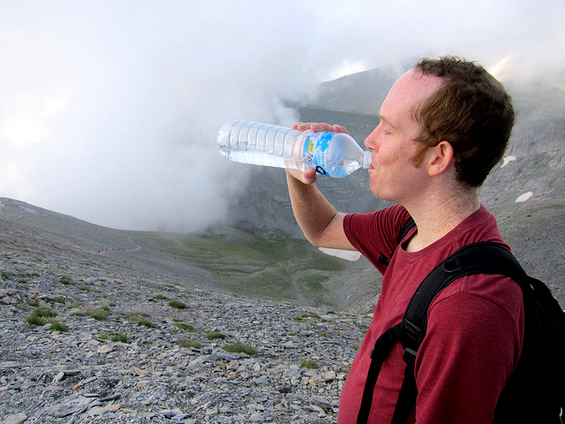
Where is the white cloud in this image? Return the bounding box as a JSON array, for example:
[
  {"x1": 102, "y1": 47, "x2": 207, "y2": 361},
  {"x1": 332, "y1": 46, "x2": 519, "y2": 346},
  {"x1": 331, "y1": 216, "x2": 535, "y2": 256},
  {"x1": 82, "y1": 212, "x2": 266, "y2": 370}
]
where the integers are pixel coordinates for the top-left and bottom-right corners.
[{"x1": 0, "y1": 0, "x2": 563, "y2": 230}]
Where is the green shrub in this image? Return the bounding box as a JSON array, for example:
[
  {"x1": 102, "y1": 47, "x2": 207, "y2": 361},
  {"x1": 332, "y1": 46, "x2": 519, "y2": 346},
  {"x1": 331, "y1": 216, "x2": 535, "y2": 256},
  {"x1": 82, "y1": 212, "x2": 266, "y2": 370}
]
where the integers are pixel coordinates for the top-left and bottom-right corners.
[
  {"x1": 136, "y1": 318, "x2": 157, "y2": 328},
  {"x1": 223, "y1": 342, "x2": 257, "y2": 356},
  {"x1": 112, "y1": 333, "x2": 129, "y2": 343},
  {"x1": 168, "y1": 300, "x2": 187, "y2": 309},
  {"x1": 298, "y1": 359, "x2": 318, "y2": 369},
  {"x1": 26, "y1": 307, "x2": 67, "y2": 330},
  {"x1": 49, "y1": 320, "x2": 69, "y2": 332},
  {"x1": 59, "y1": 276, "x2": 73, "y2": 285},
  {"x1": 126, "y1": 312, "x2": 157, "y2": 328},
  {"x1": 153, "y1": 293, "x2": 172, "y2": 300},
  {"x1": 27, "y1": 306, "x2": 58, "y2": 325},
  {"x1": 87, "y1": 308, "x2": 112, "y2": 321},
  {"x1": 26, "y1": 314, "x2": 47, "y2": 326},
  {"x1": 179, "y1": 338, "x2": 202, "y2": 349},
  {"x1": 292, "y1": 312, "x2": 321, "y2": 322},
  {"x1": 33, "y1": 307, "x2": 58, "y2": 318},
  {"x1": 206, "y1": 331, "x2": 226, "y2": 340},
  {"x1": 175, "y1": 323, "x2": 195, "y2": 332}
]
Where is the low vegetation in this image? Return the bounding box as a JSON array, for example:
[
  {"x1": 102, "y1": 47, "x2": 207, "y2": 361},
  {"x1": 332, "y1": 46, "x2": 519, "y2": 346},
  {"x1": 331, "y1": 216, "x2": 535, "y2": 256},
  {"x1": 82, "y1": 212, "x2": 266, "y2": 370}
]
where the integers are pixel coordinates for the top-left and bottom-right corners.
[
  {"x1": 26, "y1": 307, "x2": 68, "y2": 332},
  {"x1": 223, "y1": 342, "x2": 257, "y2": 356},
  {"x1": 126, "y1": 312, "x2": 158, "y2": 328},
  {"x1": 298, "y1": 359, "x2": 318, "y2": 369},
  {"x1": 175, "y1": 322, "x2": 196, "y2": 332},
  {"x1": 153, "y1": 230, "x2": 346, "y2": 306},
  {"x1": 112, "y1": 333, "x2": 129, "y2": 343},
  {"x1": 168, "y1": 300, "x2": 187, "y2": 309},
  {"x1": 206, "y1": 331, "x2": 227, "y2": 340},
  {"x1": 292, "y1": 312, "x2": 322, "y2": 322},
  {"x1": 179, "y1": 338, "x2": 202, "y2": 349}
]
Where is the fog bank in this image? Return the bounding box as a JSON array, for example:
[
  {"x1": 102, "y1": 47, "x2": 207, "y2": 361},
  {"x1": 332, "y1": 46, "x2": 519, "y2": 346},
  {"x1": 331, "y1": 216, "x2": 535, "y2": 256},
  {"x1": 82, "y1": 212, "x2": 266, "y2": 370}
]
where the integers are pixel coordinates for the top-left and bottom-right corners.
[{"x1": 1, "y1": 0, "x2": 563, "y2": 231}]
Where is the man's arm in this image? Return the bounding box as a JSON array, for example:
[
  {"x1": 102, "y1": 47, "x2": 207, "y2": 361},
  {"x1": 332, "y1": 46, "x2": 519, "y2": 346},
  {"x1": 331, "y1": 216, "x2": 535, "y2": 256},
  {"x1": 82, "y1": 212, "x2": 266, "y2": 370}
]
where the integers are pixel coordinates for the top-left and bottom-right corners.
[
  {"x1": 285, "y1": 122, "x2": 357, "y2": 251},
  {"x1": 286, "y1": 169, "x2": 354, "y2": 250}
]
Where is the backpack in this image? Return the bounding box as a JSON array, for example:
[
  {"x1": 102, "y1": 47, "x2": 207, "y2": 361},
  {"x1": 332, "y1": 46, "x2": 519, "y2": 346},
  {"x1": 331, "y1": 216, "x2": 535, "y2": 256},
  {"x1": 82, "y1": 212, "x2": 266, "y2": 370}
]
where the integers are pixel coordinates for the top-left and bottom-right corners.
[{"x1": 358, "y1": 219, "x2": 565, "y2": 424}]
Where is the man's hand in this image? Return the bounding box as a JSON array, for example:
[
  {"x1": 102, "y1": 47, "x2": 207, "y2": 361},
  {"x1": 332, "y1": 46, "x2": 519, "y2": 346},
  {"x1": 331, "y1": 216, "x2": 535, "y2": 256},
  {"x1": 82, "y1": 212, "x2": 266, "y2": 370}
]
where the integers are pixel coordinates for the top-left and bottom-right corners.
[
  {"x1": 292, "y1": 122, "x2": 349, "y2": 134},
  {"x1": 286, "y1": 168, "x2": 318, "y2": 185},
  {"x1": 286, "y1": 122, "x2": 349, "y2": 185}
]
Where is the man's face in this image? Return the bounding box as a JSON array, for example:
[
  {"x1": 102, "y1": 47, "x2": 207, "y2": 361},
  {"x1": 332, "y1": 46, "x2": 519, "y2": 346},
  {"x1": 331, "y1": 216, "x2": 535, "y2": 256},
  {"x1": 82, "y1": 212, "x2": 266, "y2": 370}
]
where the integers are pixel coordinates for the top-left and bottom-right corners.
[{"x1": 364, "y1": 68, "x2": 443, "y2": 202}]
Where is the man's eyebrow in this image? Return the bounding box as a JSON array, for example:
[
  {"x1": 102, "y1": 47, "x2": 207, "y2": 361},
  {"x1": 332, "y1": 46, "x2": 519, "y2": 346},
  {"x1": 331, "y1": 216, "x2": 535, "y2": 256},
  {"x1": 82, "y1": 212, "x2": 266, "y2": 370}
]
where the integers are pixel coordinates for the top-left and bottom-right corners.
[{"x1": 379, "y1": 115, "x2": 397, "y2": 129}]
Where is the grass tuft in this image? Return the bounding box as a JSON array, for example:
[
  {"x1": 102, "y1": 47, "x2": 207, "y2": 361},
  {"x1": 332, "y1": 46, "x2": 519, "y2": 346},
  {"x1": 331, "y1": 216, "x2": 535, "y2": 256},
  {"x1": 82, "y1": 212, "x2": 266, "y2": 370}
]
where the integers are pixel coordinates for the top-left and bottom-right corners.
[
  {"x1": 153, "y1": 293, "x2": 172, "y2": 300},
  {"x1": 126, "y1": 312, "x2": 158, "y2": 328},
  {"x1": 292, "y1": 312, "x2": 321, "y2": 322},
  {"x1": 112, "y1": 333, "x2": 129, "y2": 343},
  {"x1": 58, "y1": 276, "x2": 73, "y2": 285},
  {"x1": 26, "y1": 314, "x2": 47, "y2": 326},
  {"x1": 223, "y1": 342, "x2": 257, "y2": 356},
  {"x1": 136, "y1": 318, "x2": 157, "y2": 328},
  {"x1": 298, "y1": 359, "x2": 318, "y2": 369},
  {"x1": 49, "y1": 320, "x2": 69, "y2": 332},
  {"x1": 179, "y1": 338, "x2": 202, "y2": 349},
  {"x1": 206, "y1": 331, "x2": 227, "y2": 340},
  {"x1": 168, "y1": 300, "x2": 187, "y2": 309},
  {"x1": 87, "y1": 308, "x2": 112, "y2": 321},
  {"x1": 175, "y1": 322, "x2": 195, "y2": 332},
  {"x1": 26, "y1": 307, "x2": 67, "y2": 331}
]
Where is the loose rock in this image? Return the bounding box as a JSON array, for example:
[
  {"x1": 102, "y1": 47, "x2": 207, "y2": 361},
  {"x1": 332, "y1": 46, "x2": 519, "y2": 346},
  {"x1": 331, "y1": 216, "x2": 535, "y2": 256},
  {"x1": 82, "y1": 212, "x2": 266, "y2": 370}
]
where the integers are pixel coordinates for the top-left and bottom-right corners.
[{"x1": 0, "y1": 216, "x2": 371, "y2": 423}]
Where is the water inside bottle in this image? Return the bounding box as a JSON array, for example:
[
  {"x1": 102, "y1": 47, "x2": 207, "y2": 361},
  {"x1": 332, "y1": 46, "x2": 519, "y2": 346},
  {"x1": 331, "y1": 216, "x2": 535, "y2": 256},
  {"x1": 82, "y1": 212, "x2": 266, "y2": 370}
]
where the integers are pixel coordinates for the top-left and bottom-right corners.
[
  {"x1": 218, "y1": 149, "x2": 293, "y2": 169},
  {"x1": 218, "y1": 121, "x2": 308, "y2": 171}
]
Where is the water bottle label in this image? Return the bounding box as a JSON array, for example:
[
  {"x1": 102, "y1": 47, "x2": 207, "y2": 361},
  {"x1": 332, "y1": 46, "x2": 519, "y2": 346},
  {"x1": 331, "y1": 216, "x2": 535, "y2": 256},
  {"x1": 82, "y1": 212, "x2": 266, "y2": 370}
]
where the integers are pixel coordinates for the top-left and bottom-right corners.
[{"x1": 303, "y1": 132, "x2": 332, "y2": 175}]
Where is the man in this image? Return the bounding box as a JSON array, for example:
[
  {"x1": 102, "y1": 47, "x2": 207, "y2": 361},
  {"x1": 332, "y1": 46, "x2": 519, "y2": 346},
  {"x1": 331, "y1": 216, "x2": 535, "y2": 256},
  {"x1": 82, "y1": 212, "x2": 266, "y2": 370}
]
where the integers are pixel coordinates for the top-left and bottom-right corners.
[{"x1": 286, "y1": 57, "x2": 522, "y2": 423}]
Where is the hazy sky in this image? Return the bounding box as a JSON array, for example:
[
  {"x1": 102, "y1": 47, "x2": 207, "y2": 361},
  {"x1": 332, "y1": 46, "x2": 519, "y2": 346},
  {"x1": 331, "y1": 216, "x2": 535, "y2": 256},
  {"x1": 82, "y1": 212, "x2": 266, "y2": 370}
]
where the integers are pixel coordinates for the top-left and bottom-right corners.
[{"x1": 1, "y1": 0, "x2": 564, "y2": 231}]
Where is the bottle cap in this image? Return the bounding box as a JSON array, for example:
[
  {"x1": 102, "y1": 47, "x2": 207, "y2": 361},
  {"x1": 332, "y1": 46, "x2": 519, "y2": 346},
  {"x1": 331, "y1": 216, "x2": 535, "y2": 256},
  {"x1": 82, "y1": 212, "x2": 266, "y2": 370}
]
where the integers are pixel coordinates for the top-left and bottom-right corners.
[{"x1": 362, "y1": 151, "x2": 372, "y2": 169}]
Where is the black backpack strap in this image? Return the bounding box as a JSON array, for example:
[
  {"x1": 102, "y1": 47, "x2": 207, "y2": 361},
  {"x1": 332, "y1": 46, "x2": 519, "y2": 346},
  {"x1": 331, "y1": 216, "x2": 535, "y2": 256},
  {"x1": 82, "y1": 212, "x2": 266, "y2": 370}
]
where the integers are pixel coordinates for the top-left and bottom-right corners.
[
  {"x1": 357, "y1": 323, "x2": 404, "y2": 424},
  {"x1": 358, "y1": 242, "x2": 526, "y2": 424},
  {"x1": 390, "y1": 360, "x2": 418, "y2": 424},
  {"x1": 378, "y1": 217, "x2": 416, "y2": 266}
]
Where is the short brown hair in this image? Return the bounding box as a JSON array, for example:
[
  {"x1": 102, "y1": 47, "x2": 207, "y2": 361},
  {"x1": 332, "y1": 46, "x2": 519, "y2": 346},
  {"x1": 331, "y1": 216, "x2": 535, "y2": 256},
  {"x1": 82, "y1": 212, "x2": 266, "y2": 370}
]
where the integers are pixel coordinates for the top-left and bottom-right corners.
[{"x1": 412, "y1": 56, "x2": 515, "y2": 187}]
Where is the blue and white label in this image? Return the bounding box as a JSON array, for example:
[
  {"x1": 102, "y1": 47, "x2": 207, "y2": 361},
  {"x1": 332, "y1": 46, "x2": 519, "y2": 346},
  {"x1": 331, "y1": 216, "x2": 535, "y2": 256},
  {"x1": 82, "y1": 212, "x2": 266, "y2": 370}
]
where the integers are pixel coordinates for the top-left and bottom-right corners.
[{"x1": 303, "y1": 132, "x2": 333, "y2": 175}]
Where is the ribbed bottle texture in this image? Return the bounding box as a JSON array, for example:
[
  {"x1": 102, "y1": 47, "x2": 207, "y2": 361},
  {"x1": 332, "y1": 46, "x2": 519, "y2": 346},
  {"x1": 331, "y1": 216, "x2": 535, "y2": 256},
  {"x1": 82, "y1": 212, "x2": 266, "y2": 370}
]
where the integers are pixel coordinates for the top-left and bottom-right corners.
[{"x1": 217, "y1": 120, "x2": 371, "y2": 178}]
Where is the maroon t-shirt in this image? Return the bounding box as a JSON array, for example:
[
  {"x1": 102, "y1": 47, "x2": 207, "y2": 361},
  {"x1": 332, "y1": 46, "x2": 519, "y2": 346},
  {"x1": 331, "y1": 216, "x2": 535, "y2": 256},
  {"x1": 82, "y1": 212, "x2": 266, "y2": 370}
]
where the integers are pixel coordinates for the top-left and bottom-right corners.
[{"x1": 339, "y1": 205, "x2": 524, "y2": 424}]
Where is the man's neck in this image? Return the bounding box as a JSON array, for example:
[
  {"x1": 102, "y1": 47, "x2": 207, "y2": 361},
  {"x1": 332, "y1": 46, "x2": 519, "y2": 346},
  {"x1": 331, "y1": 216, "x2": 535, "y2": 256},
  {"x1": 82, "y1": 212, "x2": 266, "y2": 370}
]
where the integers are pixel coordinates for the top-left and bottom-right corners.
[{"x1": 404, "y1": 186, "x2": 480, "y2": 252}]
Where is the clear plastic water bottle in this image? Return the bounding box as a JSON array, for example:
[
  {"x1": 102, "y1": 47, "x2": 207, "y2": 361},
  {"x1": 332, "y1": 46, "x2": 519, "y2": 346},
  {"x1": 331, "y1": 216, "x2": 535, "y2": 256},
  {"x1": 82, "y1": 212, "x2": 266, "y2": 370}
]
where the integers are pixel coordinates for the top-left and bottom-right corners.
[{"x1": 217, "y1": 120, "x2": 372, "y2": 178}]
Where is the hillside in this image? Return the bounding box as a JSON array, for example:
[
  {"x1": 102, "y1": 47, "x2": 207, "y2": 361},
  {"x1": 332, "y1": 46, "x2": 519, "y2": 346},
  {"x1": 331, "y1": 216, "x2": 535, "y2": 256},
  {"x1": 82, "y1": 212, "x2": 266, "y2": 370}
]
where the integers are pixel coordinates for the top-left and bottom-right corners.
[
  {"x1": 0, "y1": 197, "x2": 380, "y2": 313},
  {"x1": 0, "y1": 196, "x2": 371, "y2": 423}
]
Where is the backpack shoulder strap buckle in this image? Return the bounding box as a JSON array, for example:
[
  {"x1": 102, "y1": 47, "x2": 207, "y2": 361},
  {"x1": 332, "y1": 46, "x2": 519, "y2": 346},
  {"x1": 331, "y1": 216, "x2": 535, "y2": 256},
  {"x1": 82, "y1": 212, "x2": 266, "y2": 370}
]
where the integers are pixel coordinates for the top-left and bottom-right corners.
[{"x1": 403, "y1": 347, "x2": 418, "y2": 366}]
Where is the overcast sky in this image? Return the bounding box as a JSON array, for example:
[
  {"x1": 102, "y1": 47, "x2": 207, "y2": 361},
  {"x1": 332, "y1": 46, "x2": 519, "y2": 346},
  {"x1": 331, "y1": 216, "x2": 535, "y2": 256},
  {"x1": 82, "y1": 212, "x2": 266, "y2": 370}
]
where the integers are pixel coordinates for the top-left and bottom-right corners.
[{"x1": 1, "y1": 0, "x2": 564, "y2": 231}]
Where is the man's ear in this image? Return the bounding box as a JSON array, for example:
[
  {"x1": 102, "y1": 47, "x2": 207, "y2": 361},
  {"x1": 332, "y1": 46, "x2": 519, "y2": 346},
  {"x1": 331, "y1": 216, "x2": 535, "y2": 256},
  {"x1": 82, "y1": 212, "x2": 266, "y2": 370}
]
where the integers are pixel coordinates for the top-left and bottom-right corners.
[{"x1": 427, "y1": 141, "x2": 454, "y2": 176}]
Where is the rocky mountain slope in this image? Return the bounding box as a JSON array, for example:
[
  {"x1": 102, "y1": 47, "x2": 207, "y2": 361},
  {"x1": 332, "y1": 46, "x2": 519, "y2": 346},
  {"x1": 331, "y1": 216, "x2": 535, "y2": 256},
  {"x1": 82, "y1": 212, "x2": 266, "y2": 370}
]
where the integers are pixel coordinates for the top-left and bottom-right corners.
[{"x1": 0, "y1": 197, "x2": 372, "y2": 423}]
